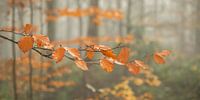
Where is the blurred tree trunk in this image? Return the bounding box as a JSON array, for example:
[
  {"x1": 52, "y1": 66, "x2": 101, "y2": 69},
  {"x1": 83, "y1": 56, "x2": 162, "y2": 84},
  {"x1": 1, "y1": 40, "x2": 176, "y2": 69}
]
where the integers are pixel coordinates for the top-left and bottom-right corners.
[
  {"x1": 66, "y1": 0, "x2": 70, "y2": 39},
  {"x1": 136, "y1": 0, "x2": 145, "y2": 39},
  {"x1": 46, "y1": 0, "x2": 56, "y2": 40},
  {"x1": 0, "y1": 0, "x2": 11, "y2": 58},
  {"x1": 126, "y1": 0, "x2": 144, "y2": 39},
  {"x1": 117, "y1": 0, "x2": 122, "y2": 36},
  {"x1": 87, "y1": 0, "x2": 98, "y2": 37},
  {"x1": 178, "y1": 0, "x2": 186, "y2": 53},
  {"x1": 195, "y1": 0, "x2": 200, "y2": 54},
  {"x1": 43, "y1": 1, "x2": 57, "y2": 100},
  {"x1": 82, "y1": 0, "x2": 99, "y2": 99},
  {"x1": 126, "y1": 0, "x2": 132, "y2": 34}
]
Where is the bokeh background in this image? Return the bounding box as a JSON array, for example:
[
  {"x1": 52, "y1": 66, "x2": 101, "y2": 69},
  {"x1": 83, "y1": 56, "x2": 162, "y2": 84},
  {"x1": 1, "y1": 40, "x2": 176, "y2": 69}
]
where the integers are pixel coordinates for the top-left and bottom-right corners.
[{"x1": 0, "y1": 0, "x2": 200, "y2": 100}]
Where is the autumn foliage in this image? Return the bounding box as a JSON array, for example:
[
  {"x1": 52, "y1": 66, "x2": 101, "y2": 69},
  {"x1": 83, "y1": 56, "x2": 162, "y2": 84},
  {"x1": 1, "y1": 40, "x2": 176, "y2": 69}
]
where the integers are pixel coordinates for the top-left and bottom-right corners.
[
  {"x1": 6, "y1": 24, "x2": 171, "y2": 75},
  {"x1": 0, "y1": 1, "x2": 173, "y2": 99}
]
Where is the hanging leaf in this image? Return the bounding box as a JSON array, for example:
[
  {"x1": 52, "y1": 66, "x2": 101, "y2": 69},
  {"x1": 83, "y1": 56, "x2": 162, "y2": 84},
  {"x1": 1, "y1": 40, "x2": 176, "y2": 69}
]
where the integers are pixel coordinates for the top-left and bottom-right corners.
[
  {"x1": 100, "y1": 58, "x2": 114, "y2": 72},
  {"x1": 153, "y1": 50, "x2": 171, "y2": 64},
  {"x1": 74, "y1": 60, "x2": 88, "y2": 71},
  {"x1": 93, "y1": 45, "x2": 109, "y2": 51},
  {"x1": 129, "y1": 66, "x2": 140, "y2": 75},
  {"x1": 153, "y1": 53, "x2": 165, "y2": 64},
  {"x1": 159, "y1": 50, "x2": 171, "y2": 57},
  {"x1": 86, "y1": 48, "x2": 94, "y2": 60},
  {"x1": 90, "y1": 44, "x2": 117, "y2": 60},
  {"x1": 98, "y1": 45, "x2": 117, "y2": 59},
  {"x1": 18, "y1": 36, "x2": 34, "y2": 53},
  {"x1": 101, "y1": 50, "x2": 117, "y2": 59},
  {"x1": 117, "y1": 47, "x2": 129, "y2": 64},
  {"x1": 65, "y1": 47, "x2": 81, "y2": 59},
  {"x1": 24, "y1": 24, "x2": 33, "y2": 34},
  {"x1": 33, "y1": 34, "x2": 50, "y2": 48},
  {"x1": 126, "y1": 62, "x2": 140, "y2": 75},
  {"x1": 52, "y1": 47, "x2": 66, "y2": 63},
  {"x1": 106, "y1": 57, "x2": 124, "y2": 65},
  {"x1": 134, "y1": 60, "x2": 147, "y2": 69}
]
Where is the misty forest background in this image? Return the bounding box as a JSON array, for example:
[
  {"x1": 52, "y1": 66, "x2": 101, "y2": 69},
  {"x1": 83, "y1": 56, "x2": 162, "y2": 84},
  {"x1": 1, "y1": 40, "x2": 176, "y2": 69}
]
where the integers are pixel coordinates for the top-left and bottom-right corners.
[{"x1": 0, "y1": 0, "x2": 200, "y2": 100}]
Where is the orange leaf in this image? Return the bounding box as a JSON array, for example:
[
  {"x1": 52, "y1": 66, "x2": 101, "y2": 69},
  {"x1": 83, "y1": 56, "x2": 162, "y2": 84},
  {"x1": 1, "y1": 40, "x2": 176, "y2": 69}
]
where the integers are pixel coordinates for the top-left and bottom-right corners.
[
  {"x1": 74, "y1": 60, "x2": 88, "y2": 71},
  {"x1": 99, "y1": 45, "x2": 117, "y2": 59},
  {"x1": 33, "y1": 34, "x2": 50, "y2": 48},
  {"x1": 153, "y1": 53, "x2": 165, "y2": 64},
  {"x1": 100, "y1": 58, "x2": 114, "y2": 72},
  {"x1": 129, "y1": 66, "x2": 140, "y2": 75},
  {"x1": 18, "y1": 36, "x2": 34, "y2": 53},
  {"x1": 93, "y1": 45, "x2": 117, "y2": 59},
  {"x1": 117, "y1": 47, "x2": 129, "y2": 64},
  {"x1": 24, "y1": 24, "x2": 33, "y2": 34},
  {"x1": 134, "y1": 60, "x2": 146, "y2": 69},
  {"x1": 159, "y1": 50, "x2": 171, "y2": 57},
  {"x1": 52, "y1": 47, "x2": 65, "y2": 63},
  {"x1": 101, "y1": 50, "x2": 117, "y2": 59},
  {"x1": 65, "y1": 47, "x2": 81, "y2": 59},
  {"x1": 48, "y1": 81, "x2": 65, "y2": 88},
  {"x1": 126, "y1": 63, "x2": 140, "y2": 75},
  {"x1": 86, "y1": 48, "x2": 94, "y2": 60},
  {"x1": 93, "y1": 45, "x2": 110, "y2": 51}
]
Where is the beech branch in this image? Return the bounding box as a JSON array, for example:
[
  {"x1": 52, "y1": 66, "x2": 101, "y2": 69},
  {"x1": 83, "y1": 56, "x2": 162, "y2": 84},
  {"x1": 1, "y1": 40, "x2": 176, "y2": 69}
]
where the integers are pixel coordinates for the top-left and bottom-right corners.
[
  {"x1": 0, "y1": 34, "x2": 100, "y2": 64},
  {"x1": 0, "y1": 31, "x2": 125, "y2": 64}
]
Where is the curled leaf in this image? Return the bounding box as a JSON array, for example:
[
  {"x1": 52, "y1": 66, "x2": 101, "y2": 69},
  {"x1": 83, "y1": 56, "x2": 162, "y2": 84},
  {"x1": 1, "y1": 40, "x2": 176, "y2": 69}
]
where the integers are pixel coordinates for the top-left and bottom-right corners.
[
  {"x1": 33, "y1": 34, "x2": 50, "y2": 48},
  {"x1": 101, "y1": 50, "x2": 117, "y2": 59},
  {"x1": 18, "y1": 36, "x2": 34, "y2": 53},
  {"x1": 126, "y1": 60, "x2": 146, "y2": 75},
  {"x1": 74, "y1": 60, "x2": 88, "y2": 71},
  {"x1": 134, "y1": 60, "x2": 147, "y2": 69},
  {"x1": 117, "y1": 47, "x2": 129, "y2": 64},
  {"x1": 100, "y1": 58, "x2": 114, "y2": 72},
  {"x1": 153, "y1": 53, "x2": 165, "y2": 64},
  {"x1": 153, "y1": 50, "x2": 171, "y2": 64},
  {"x1": 159, "y1": 50, "x2": 171, "y2": 57},
  {"x1": 91, "y1": 45, "x2": 117, "y2": 59},
  {"x1": 24, "y1": 24, "x2": 33, "y2": 34},
  {"x1": 65, "y1": 47, "x2": 81, "y2": 59},
  {"x1": 126, "y1": 62, "x2": 140, "y2": 75},
  {"x1": 52, "y1": 47, "x2": 66, "y2": 63},
  {"x1": 86, "y1": 48, "x2": 94, "y2": 60}
]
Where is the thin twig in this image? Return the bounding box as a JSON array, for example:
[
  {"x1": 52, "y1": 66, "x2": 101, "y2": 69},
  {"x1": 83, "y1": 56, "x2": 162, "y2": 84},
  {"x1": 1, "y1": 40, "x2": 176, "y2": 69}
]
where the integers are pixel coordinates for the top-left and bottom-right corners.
[
  {"x1": 0, "y1": 29, "x2": 24, "y2": 35},
  {"x1": 0, "y1": 35, "x2": 18, "y2": 44}
]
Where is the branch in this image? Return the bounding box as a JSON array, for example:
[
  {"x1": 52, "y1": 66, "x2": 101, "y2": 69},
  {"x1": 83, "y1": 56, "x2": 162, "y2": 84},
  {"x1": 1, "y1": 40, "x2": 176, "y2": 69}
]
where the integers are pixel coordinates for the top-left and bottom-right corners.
[
  {"x1": 0, "y1": 34, "x2": 52, "y2": 59},
  {"x1": 0, "y1": 34, "x2": 18, "y2": 44},
  {"x1": 32, "y1": 48, "x2": 52, "y2": 59},
  {"x1": 79, "y1": 43, "x2": 127, "y2": 52},
  {"x1": 0, "y1": 29, "x2": 24, "y2": 36},
  {"x1": 0, "y1": 30, "x2": 128, "y2": 66}
]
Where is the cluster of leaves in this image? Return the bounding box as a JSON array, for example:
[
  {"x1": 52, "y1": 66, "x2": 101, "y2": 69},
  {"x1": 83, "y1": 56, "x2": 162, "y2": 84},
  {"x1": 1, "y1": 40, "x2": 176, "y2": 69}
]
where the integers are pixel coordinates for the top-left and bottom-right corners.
[
  {"x1": 87, "y1": 69, "x2": 160, "y2": 100},
  {"x1": 7, "y1": 0, "x2": 38, "y2": 7},
  {"x1": 46, "y1": 7, "x2": 123, "y2": 25},
  {"x1": 52, "y1": 34, "x2": 133, "y2": 46},
  {"x1": 7, "y1": 0, "x2": 123, "y2": 26},
  {"x1": 98, "y1": 80, "x2": 137, "y2": 100},
  {"x1": 0, "y1": 54, "x2": 75, "y2": 93},
  {"x1": 13, "y1": 24, "x2": 172, "y2": 75}
]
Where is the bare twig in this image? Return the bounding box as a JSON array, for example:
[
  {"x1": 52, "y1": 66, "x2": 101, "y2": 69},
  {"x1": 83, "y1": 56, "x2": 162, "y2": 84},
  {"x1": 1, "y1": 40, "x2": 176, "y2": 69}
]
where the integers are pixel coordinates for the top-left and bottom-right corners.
[
  {"x1": 0, "y1": 35, "x2": 18, "y2": 44},
  {"x1": 0, "y1": 29, "x2": 24, "y2": 35}
]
